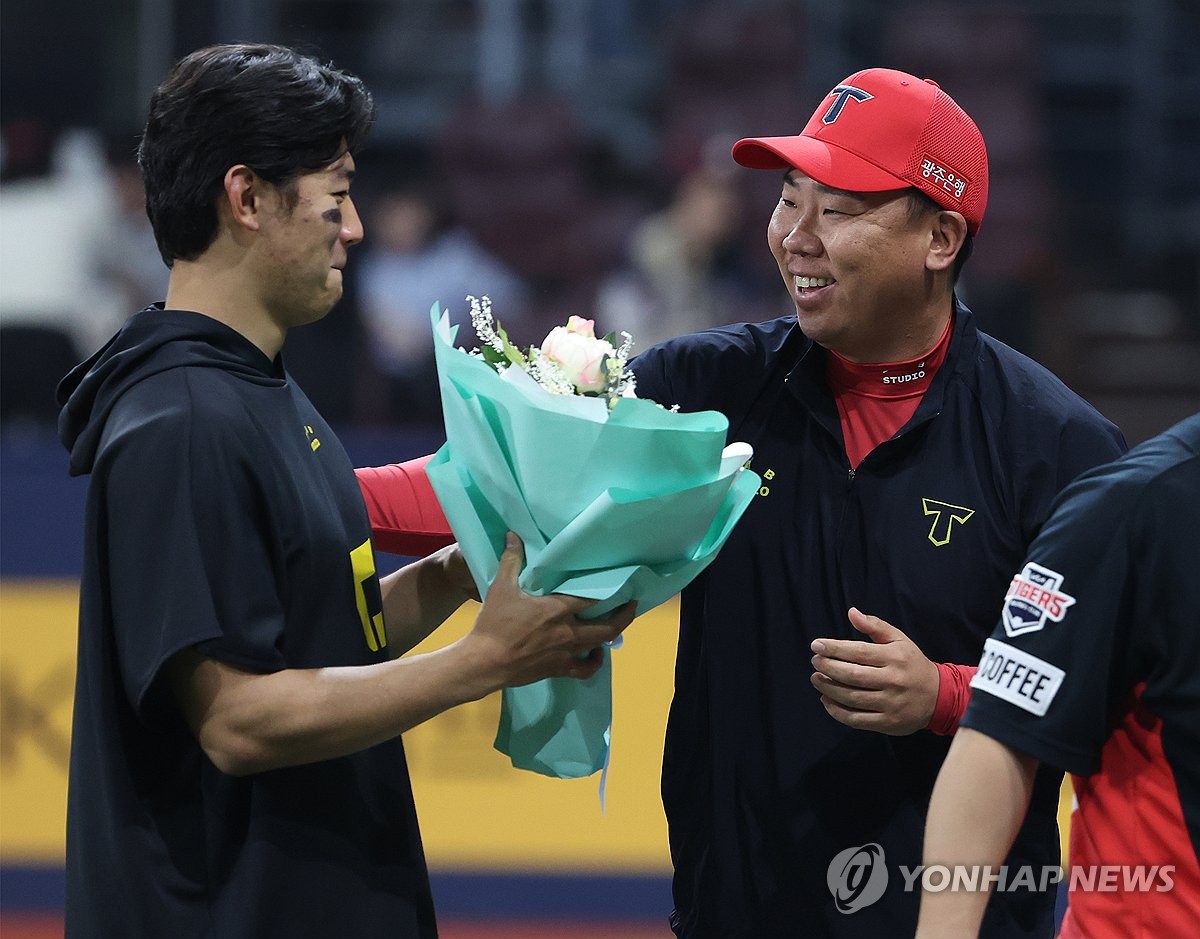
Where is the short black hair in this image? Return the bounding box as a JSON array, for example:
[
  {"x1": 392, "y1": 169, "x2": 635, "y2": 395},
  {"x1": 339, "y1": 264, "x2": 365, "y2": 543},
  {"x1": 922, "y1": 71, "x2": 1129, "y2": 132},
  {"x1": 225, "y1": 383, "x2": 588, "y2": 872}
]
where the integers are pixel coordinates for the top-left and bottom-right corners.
[
  {"x1": 138, "y1": 43, "x2": 376, "y2": 265},
  {"x1": 906, "y1": 188, "x2": 973, "y2": 282}
]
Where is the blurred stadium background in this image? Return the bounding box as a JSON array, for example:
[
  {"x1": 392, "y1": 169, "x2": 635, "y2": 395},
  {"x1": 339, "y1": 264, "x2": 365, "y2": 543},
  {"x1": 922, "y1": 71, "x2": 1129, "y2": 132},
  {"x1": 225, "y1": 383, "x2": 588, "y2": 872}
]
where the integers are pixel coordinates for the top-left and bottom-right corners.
[{"x1": 1, "y1": 0, "x2": 1197, "y2": 935}]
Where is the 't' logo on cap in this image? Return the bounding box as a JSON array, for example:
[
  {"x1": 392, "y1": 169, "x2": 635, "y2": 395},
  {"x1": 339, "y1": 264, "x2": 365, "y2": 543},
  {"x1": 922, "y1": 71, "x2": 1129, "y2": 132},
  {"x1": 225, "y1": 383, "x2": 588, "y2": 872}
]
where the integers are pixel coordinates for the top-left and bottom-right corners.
[{"x1": 822, "y1": 85, "x2": 873, "y2": 124}]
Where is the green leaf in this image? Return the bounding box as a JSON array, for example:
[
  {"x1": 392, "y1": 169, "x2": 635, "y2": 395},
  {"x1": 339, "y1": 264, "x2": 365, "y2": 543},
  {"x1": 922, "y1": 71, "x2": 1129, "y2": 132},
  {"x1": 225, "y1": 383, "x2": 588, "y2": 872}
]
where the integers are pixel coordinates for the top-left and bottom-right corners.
[
  {"x1": 494, "y1": 322, "x2": 527, "y2": 367},
  {"x1": 480, "y1": 344, "x2": 507, "y2": 370}
]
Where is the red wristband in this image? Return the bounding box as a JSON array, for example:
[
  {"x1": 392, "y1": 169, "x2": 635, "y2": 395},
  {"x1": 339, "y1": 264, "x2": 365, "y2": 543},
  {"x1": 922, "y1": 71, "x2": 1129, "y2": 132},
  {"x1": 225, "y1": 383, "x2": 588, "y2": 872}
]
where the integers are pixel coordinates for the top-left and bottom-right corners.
[{"x1": 927, "y1": 662, "x2": 978, "y2": 736}]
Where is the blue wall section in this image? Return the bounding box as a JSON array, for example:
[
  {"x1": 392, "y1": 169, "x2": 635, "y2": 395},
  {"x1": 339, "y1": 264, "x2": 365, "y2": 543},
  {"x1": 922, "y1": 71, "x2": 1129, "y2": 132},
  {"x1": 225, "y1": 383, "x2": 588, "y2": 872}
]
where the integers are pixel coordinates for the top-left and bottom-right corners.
[
  {"x1": 0, "y1": 427, "x2": 446, "y2": 577},
  {"x1": 0, "y1": 434, "x2": 86, "y2": 577},
  {"x1": 0, "y1": 866, "x2": 672, "y2": 918}
]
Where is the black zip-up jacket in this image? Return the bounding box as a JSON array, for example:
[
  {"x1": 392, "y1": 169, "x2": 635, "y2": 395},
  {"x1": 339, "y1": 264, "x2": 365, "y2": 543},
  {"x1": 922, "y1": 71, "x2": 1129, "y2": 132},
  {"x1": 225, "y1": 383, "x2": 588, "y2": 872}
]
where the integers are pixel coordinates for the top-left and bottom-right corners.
[{"x1": 631, "y1": 301, "x2": 1127, "y2": 938}]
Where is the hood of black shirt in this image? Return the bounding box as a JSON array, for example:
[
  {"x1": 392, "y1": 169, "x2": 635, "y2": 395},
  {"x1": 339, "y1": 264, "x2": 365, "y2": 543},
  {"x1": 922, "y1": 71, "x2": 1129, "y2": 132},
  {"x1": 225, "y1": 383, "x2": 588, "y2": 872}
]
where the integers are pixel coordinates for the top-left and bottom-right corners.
[{"x1": 57, "y1": 304, "x2": 286, "y2": 476}]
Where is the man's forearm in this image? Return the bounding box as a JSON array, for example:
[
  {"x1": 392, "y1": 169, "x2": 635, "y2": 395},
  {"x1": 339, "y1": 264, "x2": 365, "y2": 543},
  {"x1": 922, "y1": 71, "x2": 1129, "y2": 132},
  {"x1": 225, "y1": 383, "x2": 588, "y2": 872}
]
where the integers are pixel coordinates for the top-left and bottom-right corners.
[
  {"x1": 379, "y1": 546, "x2": 473, "y2": 656},
  {"x1": 166, "y1": 640, "x2": 499, "y2": 777},
  {"x1": 168, "y1": 535, "x2": 632, "y2": 778},
  {"x1": 916, "y1": 728, "x2": 1039, "y2": 938}
]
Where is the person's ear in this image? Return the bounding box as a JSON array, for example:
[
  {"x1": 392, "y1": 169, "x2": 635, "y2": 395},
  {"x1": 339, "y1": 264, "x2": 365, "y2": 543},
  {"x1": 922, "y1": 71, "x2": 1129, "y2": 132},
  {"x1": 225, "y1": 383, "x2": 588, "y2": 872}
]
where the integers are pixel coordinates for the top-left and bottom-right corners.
[
  {"x1": 221, "y1": 165, "x2": 263, "y2": 232},
  {"x1": 926, "y1": 211, "x2": 968, "y2": 274}
]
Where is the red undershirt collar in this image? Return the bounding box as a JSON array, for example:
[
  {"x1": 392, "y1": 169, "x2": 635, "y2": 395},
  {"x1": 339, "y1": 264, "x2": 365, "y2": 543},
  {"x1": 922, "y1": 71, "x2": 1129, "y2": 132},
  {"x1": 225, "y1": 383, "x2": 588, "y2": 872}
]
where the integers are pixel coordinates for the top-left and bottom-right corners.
[
  {"x1": 826, "y1": 315, "x2": 953, "y2": 399},
  {"x1": 825, "y1": 315, "x2": 954, "y2": 469}
]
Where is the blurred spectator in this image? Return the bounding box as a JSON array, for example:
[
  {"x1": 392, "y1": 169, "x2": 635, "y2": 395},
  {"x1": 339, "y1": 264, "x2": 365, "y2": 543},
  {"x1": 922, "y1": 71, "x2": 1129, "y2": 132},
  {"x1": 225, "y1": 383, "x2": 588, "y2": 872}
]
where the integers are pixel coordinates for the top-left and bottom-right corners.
[
  {"x1": 433, "y1": 93, "x2": 638, "y2": 335},
  {"x1": 0, "y1": 125, "x2": 114, "y2": 426},
  {"x1": 85, "y1": 136, "x2": 170, "y2": 353},
  {"x1": 653, "y1": 3, "x2": 808, "y2": 300},
  {"x1": 594, "y1": 164, "x2": 773, "y2": 349},
  {"x1": 355, "y1": 178, "x2": 529, "y2": 426}
]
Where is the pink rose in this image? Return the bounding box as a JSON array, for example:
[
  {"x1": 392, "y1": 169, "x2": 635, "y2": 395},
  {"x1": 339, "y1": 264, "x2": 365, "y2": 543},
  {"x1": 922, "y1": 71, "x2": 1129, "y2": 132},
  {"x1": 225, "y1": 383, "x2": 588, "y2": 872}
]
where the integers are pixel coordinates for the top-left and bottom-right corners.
[
  {"x1": 540, "y1": 320, "x2": 615, "y2": 393},
  {"x1": 563, "y1": 315, "x2": 597, "y2": 337}
]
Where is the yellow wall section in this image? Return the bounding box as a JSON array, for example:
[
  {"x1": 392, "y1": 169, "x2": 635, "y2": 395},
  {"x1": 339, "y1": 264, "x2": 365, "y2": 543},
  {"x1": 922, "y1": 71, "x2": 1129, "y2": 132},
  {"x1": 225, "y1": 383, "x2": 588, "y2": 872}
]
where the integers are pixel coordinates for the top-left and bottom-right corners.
[
  {"x1": 403, "y1": 597, "x2": 678, "y2": 873},
  {"x1": 0, "y1": 579, "x2": 678, "y2": 872},
  {"x1": 0, "y1": 580, "x2": 1074, "y2": 871},
  {"x1": 0, "y1": 580, "x2": 78, "y2": 862}
]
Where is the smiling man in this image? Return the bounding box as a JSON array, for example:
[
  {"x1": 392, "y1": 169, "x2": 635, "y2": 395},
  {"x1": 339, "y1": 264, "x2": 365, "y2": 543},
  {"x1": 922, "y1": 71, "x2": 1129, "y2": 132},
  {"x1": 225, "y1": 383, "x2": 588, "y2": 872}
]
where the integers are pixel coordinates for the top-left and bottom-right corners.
[
  {"x1": 628, "y1": 67, "x2": 1127, "y2": 936},
  {"x1": 55, "y1": 43, "x2": 633, "y2": 938}
]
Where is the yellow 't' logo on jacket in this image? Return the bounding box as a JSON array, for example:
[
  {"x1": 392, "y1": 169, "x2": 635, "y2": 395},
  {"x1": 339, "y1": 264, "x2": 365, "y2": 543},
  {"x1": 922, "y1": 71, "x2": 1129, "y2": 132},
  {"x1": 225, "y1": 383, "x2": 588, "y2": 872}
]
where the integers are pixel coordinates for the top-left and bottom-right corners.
[{"x1": 922, "y1": 499, "x2": 974, "y2": 546}]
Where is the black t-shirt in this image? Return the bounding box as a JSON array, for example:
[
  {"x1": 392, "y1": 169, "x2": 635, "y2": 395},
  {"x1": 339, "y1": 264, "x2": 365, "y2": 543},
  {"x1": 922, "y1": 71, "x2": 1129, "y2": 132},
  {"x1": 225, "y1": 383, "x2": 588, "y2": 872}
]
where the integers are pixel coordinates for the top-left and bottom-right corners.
[
  {"x1": 963, "y1": 413, "x2": 1200, "y2": 938},
  {"x1": 58, "y1": 308, "x2": 435, "y2": 938}
]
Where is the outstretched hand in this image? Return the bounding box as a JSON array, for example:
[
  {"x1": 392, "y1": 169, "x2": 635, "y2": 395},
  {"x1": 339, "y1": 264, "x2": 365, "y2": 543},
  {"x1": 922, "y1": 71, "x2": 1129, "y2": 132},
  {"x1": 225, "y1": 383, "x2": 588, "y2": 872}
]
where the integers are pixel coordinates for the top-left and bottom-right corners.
[
  {"x1": 467, "y1": 533, "x2": 637, "y2": 689},
  {"x1": 809, "y1": 607, "x2": 939, "y2": 736}
]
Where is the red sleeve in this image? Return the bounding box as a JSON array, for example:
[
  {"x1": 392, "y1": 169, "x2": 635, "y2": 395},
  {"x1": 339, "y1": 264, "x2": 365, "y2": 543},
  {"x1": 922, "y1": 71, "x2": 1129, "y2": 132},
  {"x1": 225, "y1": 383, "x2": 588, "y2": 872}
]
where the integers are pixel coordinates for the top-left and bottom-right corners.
[
  {"x1": 355, "y1": 455, "x2": 455, "y2": 556},
  {"x1": 927, "y1": 663, "x2": 978, "y2": 736}
]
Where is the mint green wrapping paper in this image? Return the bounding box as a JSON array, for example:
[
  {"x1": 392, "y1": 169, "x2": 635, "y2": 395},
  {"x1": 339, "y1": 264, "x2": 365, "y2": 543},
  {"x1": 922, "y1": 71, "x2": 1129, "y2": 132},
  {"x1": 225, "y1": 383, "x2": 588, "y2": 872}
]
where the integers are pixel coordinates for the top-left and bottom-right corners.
[{"x1": 425, "y1": 305, "x2": 759, "y2": 778}]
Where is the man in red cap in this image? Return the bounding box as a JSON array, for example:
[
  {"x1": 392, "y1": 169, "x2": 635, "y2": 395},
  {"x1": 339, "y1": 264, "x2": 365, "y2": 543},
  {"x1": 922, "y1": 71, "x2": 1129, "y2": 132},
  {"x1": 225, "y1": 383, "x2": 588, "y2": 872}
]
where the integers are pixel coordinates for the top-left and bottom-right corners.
[{"x1": 625, "y1": 67, "x2": 1127, "y2": 936}]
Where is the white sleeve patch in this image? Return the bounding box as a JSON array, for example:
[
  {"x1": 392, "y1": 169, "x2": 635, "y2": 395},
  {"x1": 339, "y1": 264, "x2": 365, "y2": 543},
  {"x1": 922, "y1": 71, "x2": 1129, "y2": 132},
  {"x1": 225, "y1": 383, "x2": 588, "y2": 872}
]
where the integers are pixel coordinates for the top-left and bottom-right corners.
[{"x1": 970, "y1": 638, "x2": 1065, "y2": 717}]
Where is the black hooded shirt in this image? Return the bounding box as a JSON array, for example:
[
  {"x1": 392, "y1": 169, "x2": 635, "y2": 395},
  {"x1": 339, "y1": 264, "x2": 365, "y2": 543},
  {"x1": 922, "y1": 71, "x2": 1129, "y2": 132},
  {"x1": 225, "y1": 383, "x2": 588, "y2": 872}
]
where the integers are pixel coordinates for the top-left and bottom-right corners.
[{"x1": 57, "y1": 306, "x2": 436, "y2": 938}]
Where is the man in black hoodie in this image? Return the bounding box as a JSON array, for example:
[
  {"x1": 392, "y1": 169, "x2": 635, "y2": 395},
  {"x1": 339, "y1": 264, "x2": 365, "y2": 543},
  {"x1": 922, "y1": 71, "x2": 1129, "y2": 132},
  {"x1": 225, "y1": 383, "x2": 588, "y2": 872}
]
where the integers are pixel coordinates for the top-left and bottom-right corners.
[{"x1": 55, "y1": 44, "x2": 633, "y2": 938}]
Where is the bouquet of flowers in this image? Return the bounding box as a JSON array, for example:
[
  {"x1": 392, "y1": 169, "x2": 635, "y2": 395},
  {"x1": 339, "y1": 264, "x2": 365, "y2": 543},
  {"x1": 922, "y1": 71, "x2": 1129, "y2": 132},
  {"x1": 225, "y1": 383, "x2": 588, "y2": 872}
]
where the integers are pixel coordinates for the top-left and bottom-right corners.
[
  {"x1": 469, "y1": 295, "x2": 638, "y2": 408},
  {"x1": 426, "y1": 298, "x2": 759, "y2": 779}
]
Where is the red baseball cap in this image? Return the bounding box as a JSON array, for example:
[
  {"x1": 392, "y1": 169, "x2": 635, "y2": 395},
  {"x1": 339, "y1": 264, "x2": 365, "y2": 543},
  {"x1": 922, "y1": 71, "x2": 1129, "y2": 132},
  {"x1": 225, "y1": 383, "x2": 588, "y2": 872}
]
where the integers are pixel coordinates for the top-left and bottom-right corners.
[{"x1": 732, "y1": 67, "x2": 988, "y2": 234}]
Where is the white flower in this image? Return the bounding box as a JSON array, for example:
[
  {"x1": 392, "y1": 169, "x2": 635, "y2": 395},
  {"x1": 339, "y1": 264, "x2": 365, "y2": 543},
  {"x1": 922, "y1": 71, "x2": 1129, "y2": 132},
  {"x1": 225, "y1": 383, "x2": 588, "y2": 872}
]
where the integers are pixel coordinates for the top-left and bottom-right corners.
[
  {"x1": 464, "y1": 295, "x2": 637, "y2": 409},
  {"x1": 540, "y1": 317, "x2": 615, "y2": 394}
]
